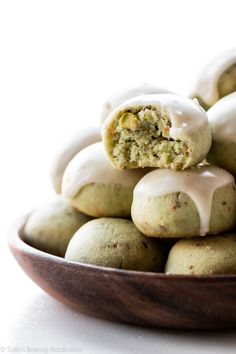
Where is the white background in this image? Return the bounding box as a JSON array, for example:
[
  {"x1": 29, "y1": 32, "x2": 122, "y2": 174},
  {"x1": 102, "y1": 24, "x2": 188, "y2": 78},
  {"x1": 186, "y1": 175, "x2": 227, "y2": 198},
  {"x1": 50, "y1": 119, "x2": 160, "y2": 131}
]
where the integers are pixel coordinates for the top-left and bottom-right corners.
[{"x1": 1, "y1": 0, "x2": 236, "y2": 353}]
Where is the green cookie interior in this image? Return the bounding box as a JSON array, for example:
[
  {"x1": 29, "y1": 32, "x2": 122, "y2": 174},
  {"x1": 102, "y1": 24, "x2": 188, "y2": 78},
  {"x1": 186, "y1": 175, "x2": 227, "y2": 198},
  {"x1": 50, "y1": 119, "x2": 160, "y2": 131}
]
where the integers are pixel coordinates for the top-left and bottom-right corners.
[{"x1": 109, "y1": 105, "x2": 190, "y2": 170}]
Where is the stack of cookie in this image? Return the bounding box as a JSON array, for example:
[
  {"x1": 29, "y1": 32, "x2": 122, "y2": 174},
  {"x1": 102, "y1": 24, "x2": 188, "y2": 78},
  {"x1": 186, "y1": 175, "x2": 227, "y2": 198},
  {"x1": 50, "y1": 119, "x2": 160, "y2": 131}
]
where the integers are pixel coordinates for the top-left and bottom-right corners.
[{"x1": 24, "y1": 49, "x2": 236, "y2": 275}]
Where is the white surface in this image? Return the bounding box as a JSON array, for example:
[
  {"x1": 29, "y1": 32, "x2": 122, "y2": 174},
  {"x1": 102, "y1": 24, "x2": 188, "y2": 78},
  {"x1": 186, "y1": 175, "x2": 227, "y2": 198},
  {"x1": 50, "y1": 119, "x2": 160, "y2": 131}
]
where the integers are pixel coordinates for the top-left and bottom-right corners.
[
  {"x1": 3, "y1": 287, "x2": 236, "y2": 354},
  {"x1": 1, "y1": 0, "x2": 236, "y2": 353}
]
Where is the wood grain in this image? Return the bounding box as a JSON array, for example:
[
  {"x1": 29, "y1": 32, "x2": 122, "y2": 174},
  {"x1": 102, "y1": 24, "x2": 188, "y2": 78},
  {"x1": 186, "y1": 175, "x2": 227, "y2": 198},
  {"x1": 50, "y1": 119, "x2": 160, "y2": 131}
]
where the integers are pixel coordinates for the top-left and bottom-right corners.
[{"x1": 8, "y1": 215, "x2": 236, "y2": 330}]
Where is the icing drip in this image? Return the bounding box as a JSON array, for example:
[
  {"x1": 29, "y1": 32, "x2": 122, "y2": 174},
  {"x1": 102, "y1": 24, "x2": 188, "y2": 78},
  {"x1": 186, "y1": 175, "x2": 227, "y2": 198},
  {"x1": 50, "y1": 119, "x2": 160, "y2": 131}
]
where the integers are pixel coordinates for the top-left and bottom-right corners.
[
  {"x1": 133, "y1": 165, "x2": 234, "y2": 236},
  {"x1": 62, "y1": 142, "x2": 149, "y2": 198}
]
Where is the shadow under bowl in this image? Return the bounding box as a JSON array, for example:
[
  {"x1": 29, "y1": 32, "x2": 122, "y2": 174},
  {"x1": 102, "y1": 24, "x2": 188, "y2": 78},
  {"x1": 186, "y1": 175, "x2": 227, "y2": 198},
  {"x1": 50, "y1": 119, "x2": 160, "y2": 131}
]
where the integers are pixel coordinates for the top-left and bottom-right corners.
[{"x1": 8, "y1": 215, "x2": 236, "y2": 330}]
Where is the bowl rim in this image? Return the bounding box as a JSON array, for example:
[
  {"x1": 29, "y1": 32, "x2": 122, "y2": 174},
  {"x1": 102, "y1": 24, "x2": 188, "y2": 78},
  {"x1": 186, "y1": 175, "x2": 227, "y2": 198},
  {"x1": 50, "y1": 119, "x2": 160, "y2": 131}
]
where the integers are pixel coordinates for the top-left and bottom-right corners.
[{"x1": 8, "y1": 214, "x2": 236, "y2": 283}]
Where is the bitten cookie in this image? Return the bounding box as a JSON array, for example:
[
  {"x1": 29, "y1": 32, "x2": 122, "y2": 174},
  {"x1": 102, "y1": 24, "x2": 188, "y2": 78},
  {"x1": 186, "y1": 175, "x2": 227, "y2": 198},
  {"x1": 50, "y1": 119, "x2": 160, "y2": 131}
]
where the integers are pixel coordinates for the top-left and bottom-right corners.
[
  {"x1": 65, "y1": 218, "x2": 165, "y2": 271},
  {"x1": 24, "y1": 197, "x2": 91, "y2": 257},
  {"x1": 191, "y1": 49, "x2": 236, "y2": 109},
  {"x1": 62, "y1": 142, "x2": 149, "y2": 217},
  {"x1": 102, "y1": 94, "x2": 211, "y2": 170},
  {"x1": 165, "y1": 232, "x2": 236, "y2": 275},
  {"x1": 131, "y1": 165, "x2": 236, "y2": 237},
  {"x1": 207, "y1": 93, "x2": 236, "y2": 177}
]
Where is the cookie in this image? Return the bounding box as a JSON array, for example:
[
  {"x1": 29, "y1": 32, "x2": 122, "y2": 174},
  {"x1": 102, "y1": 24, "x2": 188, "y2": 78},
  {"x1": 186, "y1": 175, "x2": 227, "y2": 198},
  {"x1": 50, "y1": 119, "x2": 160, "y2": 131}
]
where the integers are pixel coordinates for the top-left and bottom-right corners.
[
  {"x1": 165, "y1": 232, "x2": 236, "y2": 275},
  {"x1": 65, "y1": 218, "x2": 165, "y2": 271},
  {"x1": 24, "y1": 197, "x2": 91, "y2": 257},
  {"x1": 131, "y1": 165, "x2": 236, "y2": 237},
  {"x1": 207, "y1": 93, "x2": 236, "y2": 177},
  {"x1": 191, "y1": 49, "x2": 236, "y2": 109},
  {"x1": 62, "y1": 142, "x2": 149, "y2": 217},
  {"x1": 102, "y1": 94, "x2": 211, "y2": 170}
]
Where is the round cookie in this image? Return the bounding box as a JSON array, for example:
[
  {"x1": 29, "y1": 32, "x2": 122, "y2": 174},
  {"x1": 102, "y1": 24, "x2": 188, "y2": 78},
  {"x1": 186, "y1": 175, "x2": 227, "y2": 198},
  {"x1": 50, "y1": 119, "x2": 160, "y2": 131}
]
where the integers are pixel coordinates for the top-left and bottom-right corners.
[
  {"x1": 165, "y1": 232, "x2": 236, "y2": 275},
  {"x1": 51, "y1": 126, "x2": 101, "y2": 193},
  {"x1": 131, "y1": 165, "x2": 236, "y2": 238},
  {"x1": 62, "y1": 142, "x2": 149, "y2": 218},
  {"x1": 24, "y1": 197, "x2": 91, "y2": 257},
  {"x1": 65, "y1": 218, "x2": 165, "y2": 271},
  {"x1": 207, "y1": 93, "x2": 236, "y2": 177},
  {"x1": 100, "y1": 83, "x2": 170, "y2": 123},
  {"x1": 102, "y1": 94, "x2": 211, "y2": 171},
  {"x1": 190, "y1": 49, "x2": 236, "y2": 109}
]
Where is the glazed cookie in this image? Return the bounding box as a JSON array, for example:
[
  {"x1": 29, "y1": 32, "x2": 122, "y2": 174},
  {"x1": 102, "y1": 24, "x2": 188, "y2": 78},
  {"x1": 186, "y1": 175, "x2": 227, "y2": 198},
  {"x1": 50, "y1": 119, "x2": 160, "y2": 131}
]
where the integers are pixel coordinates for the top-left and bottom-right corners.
[
  {"x1": 165, "y1": 232, "x2": 236, "y2": 275},
  {"x1": 207, "y1": 93, "x2": 236, "y2": 177},
  {"x1": 24, "y1": 197, "x2": 91, "y2": 257},
  {"x1": 65, "y1": 218, "x2": 165, "y2": 271},
  {"x1": 100, "y1": 83, "x2": 170, "y2": 123},
  {"x1": 102, "y1": 94, "x2": 211, "y2": 170},
  {"x1": 191, "y1": 48, "x2": 236, "y2": 109},
  {"x1": 62, "y1": 142, "x2": 149, "y2": 217},
  {"x1": 131, "y1": 165, "x2": 236, "y2": 237},
  {"x1": 51, "y1": 126, "x2": 101, "y2": 193}
]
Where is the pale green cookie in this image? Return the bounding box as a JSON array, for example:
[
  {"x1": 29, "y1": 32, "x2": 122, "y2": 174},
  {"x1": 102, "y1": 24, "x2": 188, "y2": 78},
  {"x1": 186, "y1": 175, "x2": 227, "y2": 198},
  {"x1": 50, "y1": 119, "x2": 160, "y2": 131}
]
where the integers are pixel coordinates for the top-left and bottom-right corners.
[
  {"x1": 207, "y1": 93, "x2": 236, "y2": 177},
  {"x1": 102, "y1": 94, "x2": 211, "y2": 170},
  {"x1": 165, "y1": 232, "x2": 236, "y2": 275},
  {"x1": 190, "y1": 49, "x2": 236, "y2": 108},
  {"x1": 132, "y1": 165, "x2": 236, "y2": 238},
  {"x1": 70, "y1": 183, "x2": 134, "y2": 218},
  {"x1": 62, "y1": 142, "x2": 149, "y2": 218},
  {"x1": 24, "y1": 197, "x2": 91, "y2": 257},
  {"x1": 65, "y1": 218, "x2": 165, "y2": 271}
]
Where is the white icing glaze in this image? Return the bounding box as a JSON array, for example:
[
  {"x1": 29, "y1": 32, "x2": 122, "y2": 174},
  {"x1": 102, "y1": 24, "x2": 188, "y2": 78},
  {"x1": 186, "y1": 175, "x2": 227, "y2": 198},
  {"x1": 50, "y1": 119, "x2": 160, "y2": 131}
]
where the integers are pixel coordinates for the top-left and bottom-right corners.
[
  {"x1": 133, "y1": 165, "x2": 234, "y2": 236},
  {"x1": 102, "y1": 94, "x2": 208, "y2": 141},
  {"x1": 208, "y1": 93, "x2": 236, "y2": 142},
  {"x1": 192, "y1": 49, "x2": 236, "y2": 106},
  {"x1": 100, "y1": 84, "x2": 171, "y2": 123},
  {"x1": 51, "y1": 126, "x2": 101, "y2": 193},
  {"x1": 62, "y1": 142, "x2": 149, "y2": 198}
]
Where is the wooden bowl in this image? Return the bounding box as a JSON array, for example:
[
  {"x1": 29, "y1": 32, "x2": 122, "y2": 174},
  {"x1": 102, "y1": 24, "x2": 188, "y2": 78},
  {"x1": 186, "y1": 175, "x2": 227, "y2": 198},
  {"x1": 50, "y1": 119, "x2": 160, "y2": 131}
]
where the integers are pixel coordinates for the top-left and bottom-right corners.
[{"x1": 8, "y1": 215, "x2": 236, "y2": 330}]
